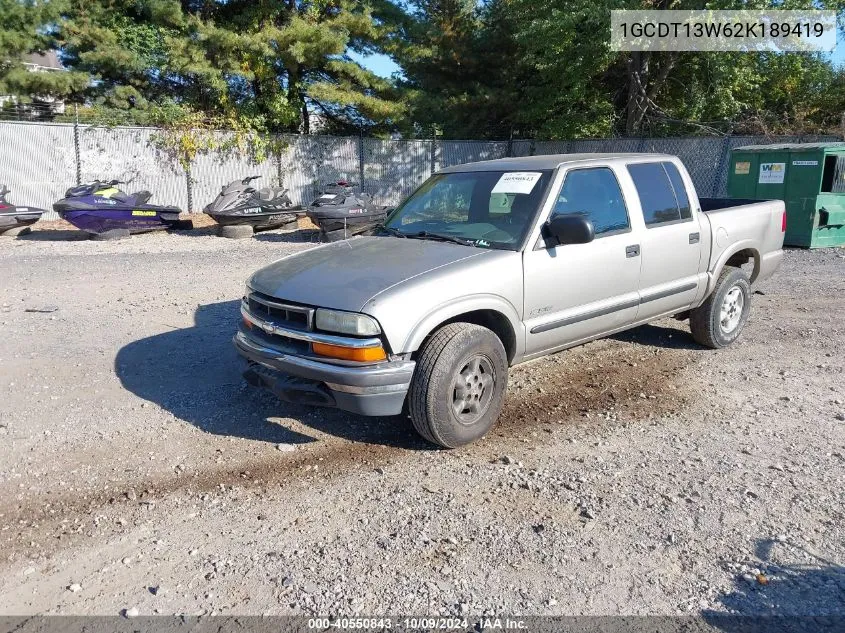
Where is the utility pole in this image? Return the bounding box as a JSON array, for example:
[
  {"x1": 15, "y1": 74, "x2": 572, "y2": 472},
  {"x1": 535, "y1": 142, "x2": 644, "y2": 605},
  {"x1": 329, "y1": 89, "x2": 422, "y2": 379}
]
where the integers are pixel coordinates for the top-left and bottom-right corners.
[
  {"x1": 73, "y1": 104, "x2": 81, "y2": 185},
  {"x1": 430, "y1": 125, "x2": 441, "y2": 176},
  {"x1": 358, "y1": 127, "x2": 365, "y2": 193}
]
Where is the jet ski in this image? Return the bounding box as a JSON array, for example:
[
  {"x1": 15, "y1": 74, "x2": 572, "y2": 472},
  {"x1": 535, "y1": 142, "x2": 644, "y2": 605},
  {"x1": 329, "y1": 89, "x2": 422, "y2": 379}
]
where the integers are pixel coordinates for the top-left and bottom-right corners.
[
  {"x1": 53, "y1": 180, "x2": 184, "y2": 235},
  {"x1": 204, "y1": 176, "x2": 298, "y2": 232},
  {"x1": 0, "y1": 185, "x2": 46, "y2": 233},
  {"x1": 305, "y1": 181, "x2": 388, "y2": 242}
]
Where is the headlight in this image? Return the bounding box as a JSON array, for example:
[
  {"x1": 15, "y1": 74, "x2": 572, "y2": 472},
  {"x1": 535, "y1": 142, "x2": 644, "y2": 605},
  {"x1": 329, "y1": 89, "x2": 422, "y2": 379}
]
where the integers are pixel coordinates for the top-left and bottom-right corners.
[{"x1": 315, "y1": 309, "x2": 381, "y2": 336}]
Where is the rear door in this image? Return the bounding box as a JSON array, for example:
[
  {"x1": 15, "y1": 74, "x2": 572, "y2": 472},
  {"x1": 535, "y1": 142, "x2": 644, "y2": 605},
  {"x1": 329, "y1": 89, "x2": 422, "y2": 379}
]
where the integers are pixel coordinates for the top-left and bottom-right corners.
[
  {"x1": 627, "y1": 160, "x2": 704, "y2": 320},
  {"x1": 522, "y1": 164, "x2": 642, "y2": 358}
]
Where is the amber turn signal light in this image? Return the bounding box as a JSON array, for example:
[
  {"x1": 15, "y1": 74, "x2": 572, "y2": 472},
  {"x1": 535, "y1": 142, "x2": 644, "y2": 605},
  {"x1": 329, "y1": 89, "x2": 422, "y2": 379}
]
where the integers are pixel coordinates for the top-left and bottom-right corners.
[{"x1": 312, "y1": 342, "x2": 386, "y2": 362}]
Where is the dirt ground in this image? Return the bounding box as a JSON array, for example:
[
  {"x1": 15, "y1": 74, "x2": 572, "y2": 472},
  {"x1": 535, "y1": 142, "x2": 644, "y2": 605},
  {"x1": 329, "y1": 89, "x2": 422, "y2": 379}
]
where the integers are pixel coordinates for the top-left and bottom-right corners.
[{"x1": 0, "y1": 223, "x2": 843, "y2": 617}]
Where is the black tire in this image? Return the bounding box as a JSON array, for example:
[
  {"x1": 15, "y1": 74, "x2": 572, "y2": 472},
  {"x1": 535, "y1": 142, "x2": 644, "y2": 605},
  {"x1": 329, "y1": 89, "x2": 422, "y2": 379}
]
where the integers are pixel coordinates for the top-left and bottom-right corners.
[
  {"x1": 90, "y1": 229, "x2": 130, "y2": 241},
  {"x1": 408, "y1": 322, "x2": 508, "y2": 448},
  {"x1": 690, "y1": 266, "x2": 751, "y2": 349},
  {"x1": 218, "y1": 224, "x2": 254, "y2": 239}
]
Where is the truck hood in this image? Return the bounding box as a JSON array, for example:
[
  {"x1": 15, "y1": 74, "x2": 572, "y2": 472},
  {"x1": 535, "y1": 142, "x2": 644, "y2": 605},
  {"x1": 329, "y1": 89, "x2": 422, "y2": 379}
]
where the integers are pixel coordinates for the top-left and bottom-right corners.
[{"x1": 248, "y1": 236, "x2": 490, "y2": 312}]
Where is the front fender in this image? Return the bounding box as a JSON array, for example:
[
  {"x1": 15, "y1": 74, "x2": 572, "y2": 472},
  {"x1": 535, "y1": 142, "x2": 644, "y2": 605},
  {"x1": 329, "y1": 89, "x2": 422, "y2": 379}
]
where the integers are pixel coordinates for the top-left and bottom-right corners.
[{"x1": 372, "y1": 294, "x2": 525, "y2": 361}]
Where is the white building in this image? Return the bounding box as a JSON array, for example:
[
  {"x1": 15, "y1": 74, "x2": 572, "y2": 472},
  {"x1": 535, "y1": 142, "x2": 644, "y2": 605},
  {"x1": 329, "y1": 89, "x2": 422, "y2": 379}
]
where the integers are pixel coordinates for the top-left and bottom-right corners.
[{"x1": 0, "y1": 51, "x2": 67, "y2": 116}]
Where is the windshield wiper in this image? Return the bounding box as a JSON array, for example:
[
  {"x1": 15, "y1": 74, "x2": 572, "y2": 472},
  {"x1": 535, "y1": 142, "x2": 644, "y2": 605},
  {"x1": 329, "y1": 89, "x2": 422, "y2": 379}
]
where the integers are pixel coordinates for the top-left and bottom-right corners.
[
  {"x1": 374, "y1": 223, "x2": 407, "y2": 238},
  {"x1": 407, "y1": 231, "x2": 474, "y2": 246}
]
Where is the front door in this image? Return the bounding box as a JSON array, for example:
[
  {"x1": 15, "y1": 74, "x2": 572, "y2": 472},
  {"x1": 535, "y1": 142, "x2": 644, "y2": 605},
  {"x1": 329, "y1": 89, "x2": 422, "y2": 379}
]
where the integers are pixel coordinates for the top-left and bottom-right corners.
[{"x1": 523, "y1": 166, "x2": 642, "y2": 358}]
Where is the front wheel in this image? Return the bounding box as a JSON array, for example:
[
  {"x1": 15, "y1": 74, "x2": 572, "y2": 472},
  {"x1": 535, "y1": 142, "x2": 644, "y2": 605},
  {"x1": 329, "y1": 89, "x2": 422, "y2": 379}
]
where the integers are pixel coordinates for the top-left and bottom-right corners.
[
  {"x1": 408, "y1": 323, "x2": 508, "y2": 448},
  {"x1": 690, "y1": 266, "x2": 751, "y2": 348}
]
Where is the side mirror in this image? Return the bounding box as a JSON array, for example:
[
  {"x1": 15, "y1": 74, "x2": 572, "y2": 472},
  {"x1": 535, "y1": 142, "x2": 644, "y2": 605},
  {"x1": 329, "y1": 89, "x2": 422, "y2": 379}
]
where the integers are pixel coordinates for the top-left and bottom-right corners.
[{"x1": 546, "y1": 214, "x2": 594, "y2": 246}]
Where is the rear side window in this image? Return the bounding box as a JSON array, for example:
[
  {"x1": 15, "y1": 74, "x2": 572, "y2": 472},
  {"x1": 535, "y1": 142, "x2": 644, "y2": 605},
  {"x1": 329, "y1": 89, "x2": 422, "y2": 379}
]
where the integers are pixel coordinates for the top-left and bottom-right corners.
[
  {"x1": 663, "y1": 162, "x2": 692, "y2": 219},
  {"x1": 627, "y1": 162, "x2": 691, "y2": 226}
]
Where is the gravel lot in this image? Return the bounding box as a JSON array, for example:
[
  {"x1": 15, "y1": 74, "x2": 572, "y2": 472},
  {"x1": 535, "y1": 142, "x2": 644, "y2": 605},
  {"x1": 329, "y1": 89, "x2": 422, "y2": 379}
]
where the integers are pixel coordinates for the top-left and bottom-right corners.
[{"x1": 0, "y1": 224, "x2": 843, "y2": 617}]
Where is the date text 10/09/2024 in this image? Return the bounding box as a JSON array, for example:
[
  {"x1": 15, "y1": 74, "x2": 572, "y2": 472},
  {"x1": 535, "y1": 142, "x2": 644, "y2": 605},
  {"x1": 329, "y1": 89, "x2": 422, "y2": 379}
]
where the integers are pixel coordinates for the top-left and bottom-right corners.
[{"x1": 307, "y1": 617, "x2": 528, "y2": 630}]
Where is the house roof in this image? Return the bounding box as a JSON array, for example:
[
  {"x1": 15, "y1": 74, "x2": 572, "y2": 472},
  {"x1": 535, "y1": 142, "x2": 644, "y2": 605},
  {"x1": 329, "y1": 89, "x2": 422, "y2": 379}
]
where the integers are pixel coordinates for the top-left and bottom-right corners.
[{"x1": 23, "y1": 51, "x2": 64, "y2": 71}]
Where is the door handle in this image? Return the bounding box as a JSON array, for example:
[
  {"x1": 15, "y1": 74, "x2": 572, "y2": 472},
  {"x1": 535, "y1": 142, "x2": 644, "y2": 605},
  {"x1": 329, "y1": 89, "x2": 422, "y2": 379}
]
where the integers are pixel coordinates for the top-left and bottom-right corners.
[
  {"x1": 689, "y1": 232, "x2": 700, "y2": 244},
  {"x1": 625, "y1": 244, "x2": 640, "y2": 258}
]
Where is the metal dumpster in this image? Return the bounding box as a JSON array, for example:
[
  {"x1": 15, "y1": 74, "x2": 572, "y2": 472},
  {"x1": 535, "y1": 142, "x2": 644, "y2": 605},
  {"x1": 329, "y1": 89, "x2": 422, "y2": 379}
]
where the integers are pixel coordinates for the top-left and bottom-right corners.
[{"x1": 727, "y1": 142, "x2": 845, "y2": 248}]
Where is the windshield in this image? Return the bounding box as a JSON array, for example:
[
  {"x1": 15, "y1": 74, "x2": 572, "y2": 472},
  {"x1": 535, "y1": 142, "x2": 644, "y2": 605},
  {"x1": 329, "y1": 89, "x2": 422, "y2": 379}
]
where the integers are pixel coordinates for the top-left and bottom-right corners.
[{"x1": 383, "y1": 170, "x2": 553, "y2": 250}]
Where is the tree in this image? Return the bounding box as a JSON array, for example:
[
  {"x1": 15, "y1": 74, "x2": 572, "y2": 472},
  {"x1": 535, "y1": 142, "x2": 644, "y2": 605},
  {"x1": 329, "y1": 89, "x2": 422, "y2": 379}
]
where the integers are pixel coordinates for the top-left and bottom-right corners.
[
  {"x1": 393, "y1": 0, "x2": 524, "y2": 138},
  {"x1": 0, "y1": 0, "x2": 88, "y2": 109},
  {"x1": 399, "y1": 0, "x2": 845, "y2": 138},
  {"x1": 508, "y1": 0, "x2": 618, "y2": 138},
  {"x1": 609, "y1": 0, "x2": 845, "y2": 136},
  {"x1": 48, "y1": 0, "x2": 408, "y2": 132}
]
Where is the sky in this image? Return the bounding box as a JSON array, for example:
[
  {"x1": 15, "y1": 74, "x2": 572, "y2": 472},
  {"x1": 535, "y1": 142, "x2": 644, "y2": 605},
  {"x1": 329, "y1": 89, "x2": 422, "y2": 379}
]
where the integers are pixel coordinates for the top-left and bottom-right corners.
[
  {"x1": 348, "y1": 51, "x2": 402, "y2": 78},
  {"x1": 351, "y1": 41, "x2": 845, "y2": 78}
]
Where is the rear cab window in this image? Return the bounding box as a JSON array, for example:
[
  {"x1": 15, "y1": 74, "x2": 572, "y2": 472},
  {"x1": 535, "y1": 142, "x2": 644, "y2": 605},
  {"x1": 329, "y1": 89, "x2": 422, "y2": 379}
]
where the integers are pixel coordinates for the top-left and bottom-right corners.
[{"x1": 627, "y1": 161, "x2": 692, "y2": 226}]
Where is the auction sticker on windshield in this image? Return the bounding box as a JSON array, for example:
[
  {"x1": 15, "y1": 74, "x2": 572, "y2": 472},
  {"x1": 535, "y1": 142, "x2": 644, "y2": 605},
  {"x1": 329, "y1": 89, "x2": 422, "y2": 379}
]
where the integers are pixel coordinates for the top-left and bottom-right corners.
[{"x1": 492, "y1": 172, "x2": 543, "y2": 195}]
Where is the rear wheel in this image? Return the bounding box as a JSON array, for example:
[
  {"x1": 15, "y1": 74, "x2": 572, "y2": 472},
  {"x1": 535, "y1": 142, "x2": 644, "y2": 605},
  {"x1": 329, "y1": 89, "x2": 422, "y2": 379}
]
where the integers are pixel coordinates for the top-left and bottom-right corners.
[
  {"x1": 408, "y1": 322, "x2": 508, "y2": 448},
  {"x1": 690, "y1": 266, "x2": 751, "y2": 348}
]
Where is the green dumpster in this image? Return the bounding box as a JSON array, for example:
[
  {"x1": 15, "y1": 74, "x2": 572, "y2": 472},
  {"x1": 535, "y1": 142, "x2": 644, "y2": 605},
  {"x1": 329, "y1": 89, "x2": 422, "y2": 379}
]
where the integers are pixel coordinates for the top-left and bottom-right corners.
[{"x1": 727, "y1": 142, "x2": 845, "y2": 248}]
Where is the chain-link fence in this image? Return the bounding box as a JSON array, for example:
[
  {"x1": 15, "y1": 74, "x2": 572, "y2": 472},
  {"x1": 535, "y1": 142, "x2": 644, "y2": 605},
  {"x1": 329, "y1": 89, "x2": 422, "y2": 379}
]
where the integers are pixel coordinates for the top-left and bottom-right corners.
[{"x1": 0, "y1": 120, "x2": 838, "y2": 220}]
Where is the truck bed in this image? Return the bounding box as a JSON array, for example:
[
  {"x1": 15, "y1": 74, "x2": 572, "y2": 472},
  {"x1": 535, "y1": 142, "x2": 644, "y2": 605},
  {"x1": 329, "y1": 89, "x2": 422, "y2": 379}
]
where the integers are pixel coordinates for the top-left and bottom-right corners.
[
  {"x1": 698, "y1": 197, "x2": 772, "y2": 213},
  {"x1": 697, "y1": 196, "x2": 785, "y2": 290}
]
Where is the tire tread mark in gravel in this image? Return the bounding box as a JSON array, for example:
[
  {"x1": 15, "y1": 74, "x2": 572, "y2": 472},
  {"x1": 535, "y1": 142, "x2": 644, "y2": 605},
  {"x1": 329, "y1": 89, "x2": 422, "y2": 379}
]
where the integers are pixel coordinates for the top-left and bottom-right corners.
[{"x1": 1, "y1": 339, "x2": 697, "y2": 561}]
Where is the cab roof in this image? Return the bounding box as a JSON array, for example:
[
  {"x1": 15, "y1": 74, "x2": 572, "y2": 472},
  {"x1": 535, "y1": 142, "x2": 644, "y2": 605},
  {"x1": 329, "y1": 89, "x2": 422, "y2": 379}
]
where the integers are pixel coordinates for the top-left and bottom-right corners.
[{"x1": 437, "y1": 153, "x2": 675, "y2": 173}]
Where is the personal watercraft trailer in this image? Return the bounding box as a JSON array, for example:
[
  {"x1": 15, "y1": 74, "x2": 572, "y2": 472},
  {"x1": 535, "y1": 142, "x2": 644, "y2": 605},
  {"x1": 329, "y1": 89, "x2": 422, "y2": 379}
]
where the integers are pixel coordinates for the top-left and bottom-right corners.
[
  {"x1": 0, "y1": 185, "x2": 46, "y2": 235},
  {"x1": 53, "y1": 180, "x2": 186, "y2": 238},
  {"x1": 305, "y1": 182, "x2": 388, "y2": 242},
  {"x1": 204, "y1": 176, "x2": 298, "y2": 238}
]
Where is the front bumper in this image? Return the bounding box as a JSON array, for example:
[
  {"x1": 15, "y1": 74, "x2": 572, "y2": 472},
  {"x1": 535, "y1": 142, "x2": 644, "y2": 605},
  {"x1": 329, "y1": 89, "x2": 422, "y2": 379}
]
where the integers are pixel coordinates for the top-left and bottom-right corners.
[{"x1": 233, "y1": 330, "x2": 414, "y2": 416}]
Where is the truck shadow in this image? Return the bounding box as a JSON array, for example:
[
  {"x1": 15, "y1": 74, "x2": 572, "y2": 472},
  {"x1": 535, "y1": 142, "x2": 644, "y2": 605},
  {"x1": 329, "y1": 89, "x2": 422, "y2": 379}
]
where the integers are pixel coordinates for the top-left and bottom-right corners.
[
  {"x1": 703, "y1": 538, "x2": 845, "y2": 629},
  {"x1": 114, "y1": 300, "x2": 428, "y2": 450},
  {"x1": 611, "y1": 322, "x2": 703, "y2": 350}
]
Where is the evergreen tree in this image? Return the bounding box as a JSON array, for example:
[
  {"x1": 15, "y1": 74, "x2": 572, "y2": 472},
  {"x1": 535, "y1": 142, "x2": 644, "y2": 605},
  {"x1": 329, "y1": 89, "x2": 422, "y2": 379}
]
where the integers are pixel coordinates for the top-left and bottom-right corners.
[
  {"x1": 2, "y1": 0, "x2": 408, "y2": 131},
  {"x1": 394, "y1": 0, "x2": 522, "y2": 138},
  {"x1": 0, "y1": 0, "x2": 88, "y2": 108}
]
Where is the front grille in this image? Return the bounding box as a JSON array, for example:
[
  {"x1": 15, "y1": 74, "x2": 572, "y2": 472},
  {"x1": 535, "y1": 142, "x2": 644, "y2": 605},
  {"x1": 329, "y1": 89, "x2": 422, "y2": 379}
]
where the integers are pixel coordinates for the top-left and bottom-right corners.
[
  {"x1": 245, "y1": 323, "x2": 310, "y2": 356},
  {"x1": 246, "y1": 292, "x2": 313, "y2": 331}
]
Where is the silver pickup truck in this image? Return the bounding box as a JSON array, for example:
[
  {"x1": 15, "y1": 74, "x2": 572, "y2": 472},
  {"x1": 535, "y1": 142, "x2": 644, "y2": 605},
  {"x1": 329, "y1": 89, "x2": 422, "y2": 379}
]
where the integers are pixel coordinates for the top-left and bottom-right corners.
[{"x1": 236, "y1": 153, "x2": 785, "y2": 448}]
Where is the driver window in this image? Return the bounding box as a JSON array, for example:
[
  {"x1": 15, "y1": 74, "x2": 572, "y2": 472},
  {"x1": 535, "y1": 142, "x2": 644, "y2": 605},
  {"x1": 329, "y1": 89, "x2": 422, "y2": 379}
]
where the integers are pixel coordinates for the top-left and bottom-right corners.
[{"x1": 552, "y1": 167, "x2": 630, "y2": 236}]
